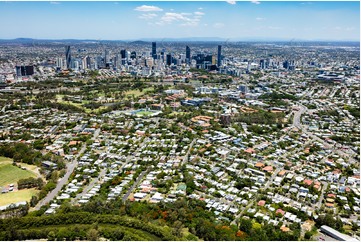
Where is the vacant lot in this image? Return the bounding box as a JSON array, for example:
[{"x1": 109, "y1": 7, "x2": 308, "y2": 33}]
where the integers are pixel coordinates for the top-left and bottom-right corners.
[
  {"x1": 0, "y1": 157, "x2": 37, "y2": 187},
  {"x1": 0, "y1": 188, "x2": 38, "y2": 206}
]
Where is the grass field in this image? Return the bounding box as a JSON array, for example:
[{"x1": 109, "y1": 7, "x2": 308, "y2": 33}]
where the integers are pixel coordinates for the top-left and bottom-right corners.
[
  {"x1": 125, "y1": 87, "x2": 154, "y2": 98},
  {"x1": 0, "y1": 157, "x2": 37, "y2": 187},
  {"x1": 136, "y1": 111, "x2": 154, "y2": 116},
  {"x1": 0, "y1": 188, "x2": 39, "y2": 206}
]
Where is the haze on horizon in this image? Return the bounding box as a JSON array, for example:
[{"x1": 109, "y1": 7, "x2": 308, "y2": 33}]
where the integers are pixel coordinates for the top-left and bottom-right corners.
[{"x1": 0, "y1": 1, "x2": 359, "y2": 41}]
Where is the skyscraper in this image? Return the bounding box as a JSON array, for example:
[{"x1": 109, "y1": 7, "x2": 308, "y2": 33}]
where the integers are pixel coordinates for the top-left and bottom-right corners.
[
  {"x1": 186, "y1": 46, "x2": 191, "y2": 64},
  {"x1": 166, "y1": 53, "x2": 172, "y2": 66},
  {"x1": 65, "y1": 46, "x2": 71, "y2": 69},
  {"x1": 217, "y1": 45, "x2": 222, "y2": 67},
  {"x1": 152, "y1": 42, "x2": 157, "y2": 59},
  {"x1": 120, "y1": 49, "x2": 126, "y2": 59},
  {"x1": 104, "y1": 50, "x2": 110, "y2": 64},
  {"x1": 16, "y1": 65, "x2": 34, "y2": 76},
  {"x1": 120, "y1": 49, "x2": 127, "y2": 65}
]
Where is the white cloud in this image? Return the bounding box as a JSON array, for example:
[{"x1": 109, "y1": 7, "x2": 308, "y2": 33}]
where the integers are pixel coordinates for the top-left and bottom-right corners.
[
  {"x1": 134, "y1": 5, "x2": 163, "y2": 12},
  {"x1": 251, "y1": 0, "x2": 261, "y2": 4},
  {"x1": 152, "y1": 11, "x2": 204, "y2": 27},
  {"x1": 161, "y1": 12, "x2": 189, "y2": 23},
  {"x1": 346, "y1": 27, "x2": 355, "y2": 31},
  {"x1": 139, "y1": 13, "x2": 158, "y2": 20},
  {"x1": 198, "y1": 7, "x2": 203, "y2": 10},
  {"x1": 194, "y1": 11, "x2": 205, "y2": 16},
  {"x1": 50, "y1": 1, "x2": 60, "y2": 4},
  {"x1": 256, "y1": 17, "x2": 265, "y2": 21},
  {"x1": 214, "y1": 22, "x2": 225, "y2": 28},
  {"x1": 226, "y1": 1, "x2": 237, "y2": 4}
]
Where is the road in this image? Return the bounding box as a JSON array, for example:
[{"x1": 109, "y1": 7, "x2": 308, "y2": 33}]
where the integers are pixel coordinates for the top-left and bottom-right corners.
[
  {"x1": 304, "y1": 131, "x2": 358, "y2": 164},
  {"x1": 292, "y1": 105, "x2": 307, "y2": 129},
  {"x1": 293, "y1": 105, "x2": 357, "y2": 164},
  {"x1": 265, "y1": 167, "x2": 282, "y2": 188},
  {"x1": 122, "y1": 169, "x2": 149, "y2": 202},
  {"x1": 231, "y1": 198, "x2": 257, "y2": 225},
  {"x1": 34, "y1": 128, "x2": 101, "y2": 210},
  {"x1": 182, "y1": 139, "x2": 196, "y2": 164},
  {"x1": 235, "y1": 167, "x2": 280, "y2": 224},
  {"x1": 315, "y1": 181, "x2": 328, "y2": 209},
  {"x1": 71, "y1": 168, "x2": 106, "y2": 205}
]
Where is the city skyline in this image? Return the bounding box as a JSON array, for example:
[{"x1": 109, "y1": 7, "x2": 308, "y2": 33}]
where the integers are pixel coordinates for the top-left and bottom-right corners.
[{"x1": 0, "y1": 1, "x2": 359, "y2": 41}]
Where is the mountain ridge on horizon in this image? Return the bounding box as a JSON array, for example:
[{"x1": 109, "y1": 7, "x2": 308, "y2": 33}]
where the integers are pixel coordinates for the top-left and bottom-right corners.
[{"x1": 0, "y1": 37, "x2": 359, "y2": 43}]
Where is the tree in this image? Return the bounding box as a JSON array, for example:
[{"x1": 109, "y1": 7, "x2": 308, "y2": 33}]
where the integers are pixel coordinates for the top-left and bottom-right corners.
[
  {"x1": 86, "y1": 228, "x2": 99, "y2": 241},
  {"x1": 239, "y1": 218, "x2": 252, "y2": 233},
  {"x1": 304, "y1": 231, "x2": 313, "y2": 240},
  {"x1": 30, "y1": 196, "x2": 38, "y2": 207},
  {"x1": 173, "y1": 221, "x2": 184, "y2": 237},
  {"x1": 47, "y1": 231, "x2": 56, "y2": 241}
]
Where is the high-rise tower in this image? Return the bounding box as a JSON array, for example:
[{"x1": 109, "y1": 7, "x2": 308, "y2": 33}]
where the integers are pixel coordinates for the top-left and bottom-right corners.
[
  {"x1": 166, "y1": 53, "x2": 172, "y2": 66},
  {"x1": 65, "y1": 46, "x2": 72, "y2": 69},
  {"x1": 186, "y1": 46, "x2": 191, "y2": 64},
  {"x1": 152, "y1": 42, "x2": 157, "y2": 59},
  {"x1": 217, "y1": 45, "x2": 222, "y2": 67}
]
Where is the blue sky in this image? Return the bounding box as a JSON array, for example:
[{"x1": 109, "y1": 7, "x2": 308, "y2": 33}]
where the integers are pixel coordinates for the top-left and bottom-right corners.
[{"x1": 0, "y1": 1, "x2": 359, "y2": 41}]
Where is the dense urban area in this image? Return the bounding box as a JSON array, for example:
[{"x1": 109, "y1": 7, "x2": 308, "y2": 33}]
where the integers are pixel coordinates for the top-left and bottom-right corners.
[{"x1": 0, "y1": 39, "x2": 359, "y2": 241}]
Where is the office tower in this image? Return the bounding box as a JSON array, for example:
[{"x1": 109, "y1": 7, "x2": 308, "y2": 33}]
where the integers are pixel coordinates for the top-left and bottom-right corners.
[
  {"x1": 186, "y1": 46, "x2": 191, "y2": 63},
  {"x1": 82, "y1": 57, "x2": 87, "y2": 70},
  {"x1": 130, "y1": 51, "x2": 137, "y2": 59},
  {"x1": 120, "y1": 49, "x2": 126, "y2": 59},
  {"x1": 56, "y1": 58, "x2": 63, "y2": 69},
  {"x1": 15, "y1": 65, "x2": 34, "y2": 76},
  {"x1": 161, "y1": 49, "x2": 165, "y2": 62},
  {"x1": 217, "y1": 45, "x2": 222, "y2": 67},
  {"x1": 166, "y1": 53, "x2": 172, "y2": 66},
  {"x1": 152, "y1": 42, "x2": 157, "y2": 59},
  {"x1": 283, "y1": 60, "x2": 289, "y2": 69},
  {"x1": 73, "y1": 61, "x2": 79, "y2": 71},
  {"x1": 65, "y1": 46, "x2": 72, "y2": 69},
  {"x1": 86, "y1": 56, "x2": 91, "y2": 69},
  {"x1": 260, "y1": 59, "x2": 266, "y2": 69},
  {"x1": 104, "y1": 50, "x2": 110, "y2": 64},
  {"x1": 120, "y1": 49, "x2": 126, "y2": 65}
]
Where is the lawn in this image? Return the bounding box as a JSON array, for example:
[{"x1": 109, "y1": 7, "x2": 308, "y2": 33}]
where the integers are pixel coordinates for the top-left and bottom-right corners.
[
  {"x1": 136, "y1": 111, "x2": 154, "y2": 116},
  {"x1": 0, "y1": 188, "x2": 39, "y2": 206},
  {"x1": 0, "y1": 157, "x2": 37, "y2": 187},
  {"x1": 125, "y1": 89, "x2": 143, "y2": 98}
]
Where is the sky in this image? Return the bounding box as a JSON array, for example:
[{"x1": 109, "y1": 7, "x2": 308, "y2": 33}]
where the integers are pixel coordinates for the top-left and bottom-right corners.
[{"x1": 0, "y1": 1, "x2": 359, "y2": 41}]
